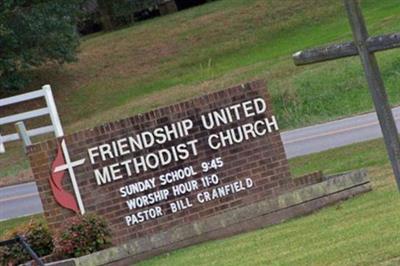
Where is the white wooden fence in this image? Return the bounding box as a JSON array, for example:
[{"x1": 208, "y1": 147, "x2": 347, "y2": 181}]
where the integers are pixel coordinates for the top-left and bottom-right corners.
[{"x1": 0, "y1": 85, "x2": 64, "y2": 153}]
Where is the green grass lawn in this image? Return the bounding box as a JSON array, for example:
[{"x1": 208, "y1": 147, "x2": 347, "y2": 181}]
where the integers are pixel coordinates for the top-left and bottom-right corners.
[
  {"x1": 1, "y1": 137, "x2": 399, "y2": 265},
  {"x1": 136, "y1": 138, "x2": 400, "y2": 266}
]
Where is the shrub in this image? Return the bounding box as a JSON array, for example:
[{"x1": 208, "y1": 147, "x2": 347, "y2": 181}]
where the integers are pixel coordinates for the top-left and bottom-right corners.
[
  {"x1": 55, "y1": 213, "x2": 111, "y2": 258},
  {"x1": 0, "y1": 219, "x2": 54, "y2": 265}
]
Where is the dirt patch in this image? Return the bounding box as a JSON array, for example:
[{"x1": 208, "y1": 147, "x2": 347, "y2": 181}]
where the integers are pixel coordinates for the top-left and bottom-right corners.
[
  {"x1": 380, "y1": 256, "x2": 400, "y2": 265},
  {"x1": 65, "y1": 61, "x2": 268, "y2": 132},
  {"x1": 0, "y1": 169, "x2": 33, "y2": 188}
]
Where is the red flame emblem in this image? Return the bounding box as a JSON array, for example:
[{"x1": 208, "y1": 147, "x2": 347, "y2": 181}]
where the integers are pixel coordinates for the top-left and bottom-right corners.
[{"x1": 50, "y1": 141, "x2": 79, "y2": 213}]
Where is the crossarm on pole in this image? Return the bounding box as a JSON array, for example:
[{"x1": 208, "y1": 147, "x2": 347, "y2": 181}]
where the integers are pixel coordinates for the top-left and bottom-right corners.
[{"x1": 293, "y1": 32, "x2": 400, "y2": 65}]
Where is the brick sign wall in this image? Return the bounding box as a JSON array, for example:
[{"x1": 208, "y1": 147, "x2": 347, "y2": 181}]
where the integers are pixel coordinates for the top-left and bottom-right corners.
[{"x1": 28, "y1": 80, "x2": 320, "y2": 245}]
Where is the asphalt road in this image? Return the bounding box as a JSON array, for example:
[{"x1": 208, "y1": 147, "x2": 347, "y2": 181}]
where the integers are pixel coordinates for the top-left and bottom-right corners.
[
  {"x1": 1, "y1": 107, "x2": 400, "y2": 221},
  {"x1": 282, "y1": 107, "x2": 400, "y2": 158},
  {"x1": 0, "y1": 181, "x2": 42, "y2": 220}
]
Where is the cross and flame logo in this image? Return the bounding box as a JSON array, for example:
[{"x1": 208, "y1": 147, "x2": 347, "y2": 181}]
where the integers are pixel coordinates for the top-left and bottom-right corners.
[{"x1": 50, "y1": 139, "x2": 86, "y2": 215}]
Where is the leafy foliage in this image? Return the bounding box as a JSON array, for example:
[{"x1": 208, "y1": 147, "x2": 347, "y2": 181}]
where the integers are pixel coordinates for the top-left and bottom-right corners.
[
  {"x1": 0, "y1": 0, "x2": 82, "y2": 91},
  {"x1": 55, "y1": 213, "x2": 111, "y2": 258},
  {"x1": 0, "y1": 219, "x2": 54, "y2": 265}
]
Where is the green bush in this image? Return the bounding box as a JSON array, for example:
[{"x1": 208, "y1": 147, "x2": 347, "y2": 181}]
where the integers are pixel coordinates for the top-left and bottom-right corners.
[
  {"x1": 0, "y1": 220, "x2": 54, "y2": 265},
  {"x1": 55, "y1": 213, "x2": 111, "y2": 258}
]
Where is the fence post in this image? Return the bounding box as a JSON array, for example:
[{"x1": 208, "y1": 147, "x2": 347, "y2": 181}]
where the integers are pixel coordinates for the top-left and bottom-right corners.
[
  {"x1": 15, "y1": 121, "x2": 32, "y2": 152},
  {"x1": 42, "y1": 84, "x2": 64, "y2": 138},
  {"x1": 16, "y1": 235, "x2": 45, "y2": 266},
  {"x1": 0, "y1": 134, "x2": 4, "y2": 153}
]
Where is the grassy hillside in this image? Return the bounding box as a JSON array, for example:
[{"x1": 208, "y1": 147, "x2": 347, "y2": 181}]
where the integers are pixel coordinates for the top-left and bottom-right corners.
[
  {"x1": 1, "y1": 0, "x2": 400, "y2": 177},
  {"x1": 137, "y1": 138, "x2": 400, "y2": 266},
  {"x1": 23, "y1": 0, "x2": 400, "y2": 132}
]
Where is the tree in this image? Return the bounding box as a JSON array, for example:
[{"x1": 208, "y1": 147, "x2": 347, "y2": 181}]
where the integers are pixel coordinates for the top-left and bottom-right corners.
[{"x1": 0, "y1": 0, "x2": 82, "y2": 91}]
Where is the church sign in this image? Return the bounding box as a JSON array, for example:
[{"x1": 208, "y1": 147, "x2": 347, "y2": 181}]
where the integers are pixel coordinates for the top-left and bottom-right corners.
[{"x1": 27, "y1": 80, "x2": 370, "y2": 262}]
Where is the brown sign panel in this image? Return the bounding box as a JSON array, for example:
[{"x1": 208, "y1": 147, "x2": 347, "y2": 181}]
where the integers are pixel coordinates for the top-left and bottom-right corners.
[{"x1": 28, "y1": 80, "x2": 296, "y2": 245}]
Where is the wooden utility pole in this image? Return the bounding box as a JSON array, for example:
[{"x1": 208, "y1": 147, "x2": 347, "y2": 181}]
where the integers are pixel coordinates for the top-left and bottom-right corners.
[{"x1": 293, "y1": 0, "x2": 400, "y2": 190}]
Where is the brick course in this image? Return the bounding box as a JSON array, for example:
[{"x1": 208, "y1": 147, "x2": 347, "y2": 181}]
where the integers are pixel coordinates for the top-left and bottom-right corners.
[{"x1": 27, "y1": 80, "x2": 321, "y2": 245}]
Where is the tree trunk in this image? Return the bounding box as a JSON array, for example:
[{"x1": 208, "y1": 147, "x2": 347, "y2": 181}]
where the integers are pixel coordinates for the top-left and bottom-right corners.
[{"x1": 97, "y1": 0, "x2": 114, "y2": 31}]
